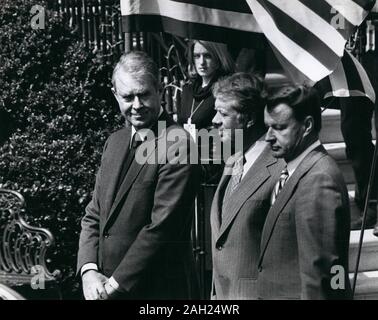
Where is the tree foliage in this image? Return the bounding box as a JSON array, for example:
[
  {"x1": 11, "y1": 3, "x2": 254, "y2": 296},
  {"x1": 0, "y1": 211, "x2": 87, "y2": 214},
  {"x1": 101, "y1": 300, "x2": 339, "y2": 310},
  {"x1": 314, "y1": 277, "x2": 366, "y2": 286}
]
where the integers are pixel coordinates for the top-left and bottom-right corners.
[{"x1": 0, "y1": 0, "x2": 123, "y2": 298}]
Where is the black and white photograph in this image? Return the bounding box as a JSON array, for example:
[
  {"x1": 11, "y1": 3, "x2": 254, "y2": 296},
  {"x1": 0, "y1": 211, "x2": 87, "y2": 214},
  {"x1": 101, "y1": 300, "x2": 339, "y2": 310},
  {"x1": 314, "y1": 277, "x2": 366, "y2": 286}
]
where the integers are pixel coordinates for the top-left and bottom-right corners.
[{"x1": 1, "y1": 0, "x2": 378, "y2": 307}]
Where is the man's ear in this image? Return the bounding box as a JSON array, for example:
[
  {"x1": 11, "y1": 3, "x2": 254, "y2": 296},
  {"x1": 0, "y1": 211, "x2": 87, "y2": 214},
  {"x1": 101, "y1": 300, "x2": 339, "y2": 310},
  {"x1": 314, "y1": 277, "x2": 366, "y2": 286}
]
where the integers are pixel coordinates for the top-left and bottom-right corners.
[
  {"x1": 111, "y1": 87, "x2": 120, "y2": 104},
  {"x1": 303, "y1": 116, "x2": 314, "y2": 136}
]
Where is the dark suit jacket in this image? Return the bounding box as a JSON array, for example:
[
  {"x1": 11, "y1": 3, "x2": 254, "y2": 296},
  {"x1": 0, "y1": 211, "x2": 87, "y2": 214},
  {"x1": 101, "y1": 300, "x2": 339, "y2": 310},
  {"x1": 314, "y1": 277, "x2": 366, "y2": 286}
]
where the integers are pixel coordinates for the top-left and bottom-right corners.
[
  {"x1": 77, "y1": 112, "x2": 200, "y2": 299},
  {"x1": 177, "y1": 83, "x2": 216, "y2": 130},
  {"x1": 211, "y1": 145, "x2": 284, "y2": 299},
  {"x1": 257, "y1": 145, "x2": 352, "y2": 300}
]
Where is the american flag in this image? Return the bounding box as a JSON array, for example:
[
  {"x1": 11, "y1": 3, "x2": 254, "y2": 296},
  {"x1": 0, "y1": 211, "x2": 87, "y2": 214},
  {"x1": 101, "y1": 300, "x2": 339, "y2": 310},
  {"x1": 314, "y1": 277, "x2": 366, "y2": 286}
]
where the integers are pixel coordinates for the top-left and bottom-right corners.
[
  {"x1": 246, "y1": 0, "x2": 376, "y2": 84},
  {"x1": 120, "y1": 0, "x2": 376, "y2": 94},
  {"x1": 120, "y1": 0, "x2": 265, "y2": 48}
]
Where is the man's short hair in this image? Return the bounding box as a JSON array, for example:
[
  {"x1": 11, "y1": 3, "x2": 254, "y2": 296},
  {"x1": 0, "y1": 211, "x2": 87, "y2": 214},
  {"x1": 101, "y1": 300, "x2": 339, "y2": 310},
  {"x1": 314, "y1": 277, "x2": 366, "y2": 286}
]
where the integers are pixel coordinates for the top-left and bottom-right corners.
[
  {"x1": 112, "y1": 51, "x2": 160, "y2": 91},
  {"x1": 266, "y1": 85, "x2": 322, "y2": 133},
  {"x1": 212, "y1": 72, "x2": 266, "y2": 125}
]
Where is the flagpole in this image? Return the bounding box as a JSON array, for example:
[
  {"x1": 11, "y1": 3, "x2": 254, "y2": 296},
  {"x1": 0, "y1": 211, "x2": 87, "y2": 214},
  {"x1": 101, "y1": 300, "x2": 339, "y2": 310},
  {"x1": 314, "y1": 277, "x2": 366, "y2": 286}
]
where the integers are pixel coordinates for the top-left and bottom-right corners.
[{"x1": 352, "y1": 139, "x2": 378, "y2": 296}]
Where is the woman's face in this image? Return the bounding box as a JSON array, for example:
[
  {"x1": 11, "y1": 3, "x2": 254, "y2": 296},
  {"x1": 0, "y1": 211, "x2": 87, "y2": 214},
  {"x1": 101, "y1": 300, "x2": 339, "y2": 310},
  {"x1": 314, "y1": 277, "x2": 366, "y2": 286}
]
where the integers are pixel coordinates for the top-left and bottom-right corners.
[{"x1": 193, "y1": 42, "x2": 218, "y2": 83}]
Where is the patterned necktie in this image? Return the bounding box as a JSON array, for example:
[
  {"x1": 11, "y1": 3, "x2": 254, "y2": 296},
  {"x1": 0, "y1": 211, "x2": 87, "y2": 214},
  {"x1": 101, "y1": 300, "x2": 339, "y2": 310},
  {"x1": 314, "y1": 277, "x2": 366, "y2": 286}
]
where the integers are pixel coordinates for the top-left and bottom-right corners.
[
  {"x1": 270, "y1": 166, "x2": 289, "y2": 206},
  {"x1": 227, "y1": 155, "x2": 245, "y2": 194},
  {"x1": 221, "y1": 155, "x2": 245, "y2": 224}
]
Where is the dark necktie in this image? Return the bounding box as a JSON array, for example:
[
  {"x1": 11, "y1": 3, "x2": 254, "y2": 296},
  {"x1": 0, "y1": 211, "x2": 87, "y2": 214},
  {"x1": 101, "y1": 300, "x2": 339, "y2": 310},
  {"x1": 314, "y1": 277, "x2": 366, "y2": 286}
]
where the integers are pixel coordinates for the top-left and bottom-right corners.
[
  {"x1": 270, "y1": 166, "x2": 289, "y2": 206},
  {"x1": 115, "y1": 133, "x2": 142, "y2": 194}
]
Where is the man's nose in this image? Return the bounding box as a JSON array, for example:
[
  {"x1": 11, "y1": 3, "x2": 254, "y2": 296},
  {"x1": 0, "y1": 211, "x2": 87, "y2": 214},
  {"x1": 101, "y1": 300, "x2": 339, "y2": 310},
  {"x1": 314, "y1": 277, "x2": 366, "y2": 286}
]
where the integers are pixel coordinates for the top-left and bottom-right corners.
[
  {"x1": 265, "y1": 127, "x2": 274, "y2": 142},
  {"x1": 132, "y1": 95, "x2": 143, "y2": 109},
  {"x1": 199, "y1": 55, "x2": 205, "y2": 65},
  {"x1": 212, "y1": 113, "x2": 221, "y2": 127}
]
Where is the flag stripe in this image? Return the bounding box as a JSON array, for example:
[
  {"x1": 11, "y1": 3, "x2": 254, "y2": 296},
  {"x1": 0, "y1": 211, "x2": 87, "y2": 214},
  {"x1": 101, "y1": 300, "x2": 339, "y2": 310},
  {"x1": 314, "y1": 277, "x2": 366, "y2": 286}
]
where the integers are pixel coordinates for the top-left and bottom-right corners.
[
  {"x1": 347, "y1": 51, "x2": 376, "y2": 102},
  {"x1": 323, "y1": 51, "x2": 376, "y2": 103},
  {"x1": 343, "y1": 52, "x2": 365, "y2": 92},
  {"x1": 323, "y1": 89, "x2": 375, "y2": 99},
  {"x1": 122, "y1": 15, "x2": 266, "y2": 48},
  {"x1": 170, "y1": 0, "x2": 252, "y2": 14},
  {"x1": 261, "y1": 0, "x2": 341, "y2": 69},
  {"x1": 298, "y1": 0, "x2": 354, "y2": 40},
  {"x1": 324, "y1": 0, "x2": 368, "y2": 25},
  {"x1": 121, "y1": 0, "x2": 261, "y2": 33},
  {"x1": 328, "y1": 59, "x2": 350, "y2": 97},
  {"x1": 373, "y1": 2, "x2": 378, "y2": 12},
  {"x1": 353, "y1": 0, "x2": 377, "y2": 10},
  {"x1": 269, "y1": 43, "x2": 314, "y2": 85},
  {"x1": 247, "y1": 0, "x2": 331, "y2": 82},
  {"x1": 267, "y1": 0, "x2": 346, "y2": 54}
]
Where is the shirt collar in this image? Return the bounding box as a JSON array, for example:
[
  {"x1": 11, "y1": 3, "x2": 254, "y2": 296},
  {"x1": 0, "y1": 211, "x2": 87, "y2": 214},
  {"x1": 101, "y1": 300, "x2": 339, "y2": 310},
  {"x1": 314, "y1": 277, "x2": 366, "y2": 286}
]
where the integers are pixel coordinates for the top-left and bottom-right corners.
[
  {"x1": 286, "y1": 140, "x2": 321, "y2": 177},
  {"x1": 243, "y1": 134, "x2": 267, "y2": 160}
]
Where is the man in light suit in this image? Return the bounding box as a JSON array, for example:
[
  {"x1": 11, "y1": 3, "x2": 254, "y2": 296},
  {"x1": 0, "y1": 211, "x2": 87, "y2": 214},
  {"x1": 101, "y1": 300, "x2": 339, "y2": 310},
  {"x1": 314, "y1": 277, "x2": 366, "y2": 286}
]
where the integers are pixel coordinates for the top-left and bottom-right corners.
[
  {"x1": 210, "y1": 73, "x2": 284, "y2": 299},
  {"x1": 77, "y1": 51, "x2": 200, "y2": 300},
  {"x1": 258, "y1": 85, "x2": 352, "y2": 299}
]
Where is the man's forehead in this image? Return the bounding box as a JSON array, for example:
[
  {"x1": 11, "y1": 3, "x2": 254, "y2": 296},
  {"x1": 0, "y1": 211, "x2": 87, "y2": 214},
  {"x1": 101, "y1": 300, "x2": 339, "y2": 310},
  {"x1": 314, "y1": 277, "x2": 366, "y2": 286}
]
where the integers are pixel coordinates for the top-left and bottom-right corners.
[
  {"x1": 215, "y1": 97, "x2": 239, "y2": 110},
  {"x1": 115, "y1": 71, "x2": 155, "y2": 92},
  {"x1": 267, "y1": 103, "x2": 293, "y2": 119}
]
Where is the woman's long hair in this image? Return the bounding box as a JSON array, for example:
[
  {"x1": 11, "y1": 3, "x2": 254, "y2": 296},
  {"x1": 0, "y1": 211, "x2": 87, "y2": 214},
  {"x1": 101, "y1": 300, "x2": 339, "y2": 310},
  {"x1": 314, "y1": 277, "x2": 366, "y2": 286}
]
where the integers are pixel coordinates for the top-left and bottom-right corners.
[{"x1": 187, "y1": 40, "x2": 235, "y2": 80}]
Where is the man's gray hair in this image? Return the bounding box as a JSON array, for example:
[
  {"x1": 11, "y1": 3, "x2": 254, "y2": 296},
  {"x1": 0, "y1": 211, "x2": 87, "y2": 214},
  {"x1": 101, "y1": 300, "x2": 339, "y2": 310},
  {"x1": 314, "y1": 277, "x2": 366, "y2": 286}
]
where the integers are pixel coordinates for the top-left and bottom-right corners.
[
  {"x1": 112, "y1": 51, "x2": 160, "y2": 91},
  {"x1": 213, "y1": 72, "x2": 266, "y2": 125}
]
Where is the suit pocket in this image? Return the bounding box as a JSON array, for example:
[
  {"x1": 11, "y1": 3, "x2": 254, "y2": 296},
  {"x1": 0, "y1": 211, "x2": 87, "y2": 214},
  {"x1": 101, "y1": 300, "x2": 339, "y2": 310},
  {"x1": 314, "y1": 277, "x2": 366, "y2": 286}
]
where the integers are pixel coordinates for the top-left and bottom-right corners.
[{"x1": 237, "y1": 278, "x2": 257, "y2": 300}]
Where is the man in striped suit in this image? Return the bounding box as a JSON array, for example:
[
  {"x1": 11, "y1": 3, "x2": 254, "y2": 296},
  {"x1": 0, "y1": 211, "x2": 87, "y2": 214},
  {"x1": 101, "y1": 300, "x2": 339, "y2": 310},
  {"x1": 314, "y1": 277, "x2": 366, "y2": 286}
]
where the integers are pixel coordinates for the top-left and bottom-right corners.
[
  {"x1": 258, "y1": 85, "x2": 352, "y2": 299},
  {"x1": 210, "y1": 73, "x2": 284, "y2": 299}
]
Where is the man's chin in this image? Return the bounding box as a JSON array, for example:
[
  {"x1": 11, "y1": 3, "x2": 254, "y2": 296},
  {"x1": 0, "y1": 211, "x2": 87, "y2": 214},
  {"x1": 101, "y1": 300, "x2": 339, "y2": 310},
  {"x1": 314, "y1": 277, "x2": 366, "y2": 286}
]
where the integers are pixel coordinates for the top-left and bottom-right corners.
[
  {"x1": 127, "y1": 118, "x2": 150, "y2": 130},
  {"x1": 270, "y1": 149, "x2": 284, "y2": 159}
]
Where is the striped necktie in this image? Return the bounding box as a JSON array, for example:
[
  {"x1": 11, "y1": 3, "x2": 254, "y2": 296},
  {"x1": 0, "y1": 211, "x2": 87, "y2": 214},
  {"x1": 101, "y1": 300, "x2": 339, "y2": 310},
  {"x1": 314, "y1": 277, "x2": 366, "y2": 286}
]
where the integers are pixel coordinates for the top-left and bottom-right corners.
[
  {"x1": 221, "y1": 155, "x2": 245, "y2": 224},
  {"x1": 271, "y1": 166, "x2": 289, "y2": 206},
  {"x1": 226, "y1": 155, "x2": 245, "y2": 195}
]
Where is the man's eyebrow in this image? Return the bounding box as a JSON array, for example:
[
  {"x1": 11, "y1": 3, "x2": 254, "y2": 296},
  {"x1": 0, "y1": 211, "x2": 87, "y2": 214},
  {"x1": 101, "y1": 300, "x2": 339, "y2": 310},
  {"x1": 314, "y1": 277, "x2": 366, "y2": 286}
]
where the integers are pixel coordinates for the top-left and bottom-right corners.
[{"x1": 121, "y1": 88, "x2": 150, "y2": 96}]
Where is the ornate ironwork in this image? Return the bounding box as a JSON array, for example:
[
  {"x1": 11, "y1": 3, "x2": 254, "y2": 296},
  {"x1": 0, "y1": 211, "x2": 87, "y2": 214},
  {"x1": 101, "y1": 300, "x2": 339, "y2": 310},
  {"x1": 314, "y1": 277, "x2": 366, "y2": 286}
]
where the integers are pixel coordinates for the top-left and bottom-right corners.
[{"x1": 0, "y1": 189, "x2": 61, "y2": 287}]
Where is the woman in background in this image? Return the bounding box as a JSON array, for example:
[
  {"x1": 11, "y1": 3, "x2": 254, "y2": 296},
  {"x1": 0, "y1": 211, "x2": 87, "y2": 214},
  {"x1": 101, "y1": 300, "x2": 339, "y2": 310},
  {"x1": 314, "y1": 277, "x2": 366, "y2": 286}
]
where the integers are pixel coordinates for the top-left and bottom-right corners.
[
  {"x1": 177, "y1": 40, "x2": 234, "y2": 300},
  {"x1": 178, "y1": 40, "x2": 235, "y2": 130}
]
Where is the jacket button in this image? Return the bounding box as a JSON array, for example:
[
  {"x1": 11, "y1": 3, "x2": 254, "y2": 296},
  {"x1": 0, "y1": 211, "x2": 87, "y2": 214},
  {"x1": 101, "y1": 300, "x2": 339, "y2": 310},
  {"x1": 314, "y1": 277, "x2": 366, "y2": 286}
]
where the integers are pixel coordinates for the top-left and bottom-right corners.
[
  {"x1": 258, "y1": 266, "x2": 262, "y2": 272},
  {"x1": 104, "y1": 233, "x2": 109, "y2": 238},
  {"x1": 217, "y1": 245, "x2": 223, "y2": 251}
]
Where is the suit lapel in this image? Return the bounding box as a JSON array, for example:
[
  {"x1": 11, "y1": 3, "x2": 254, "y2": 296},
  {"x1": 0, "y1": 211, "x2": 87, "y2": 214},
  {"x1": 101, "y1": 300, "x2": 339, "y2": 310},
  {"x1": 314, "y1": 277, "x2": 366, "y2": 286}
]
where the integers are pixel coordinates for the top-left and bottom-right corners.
[
  {"x1": 218, "y1": 146, "x2": 277, "y2": 240},
  {"x1": 103, "y1": 127, "x2": 132, "y2": 215},
  {"x1": 104, "y1": 111, "x2": 174, "y2": 229},
  {"x1": 259, "y1": 146, "x2": 328, "y2": 265},
  {"x1": 210, "y1": 167, "x2": 232, "y2": 239}
]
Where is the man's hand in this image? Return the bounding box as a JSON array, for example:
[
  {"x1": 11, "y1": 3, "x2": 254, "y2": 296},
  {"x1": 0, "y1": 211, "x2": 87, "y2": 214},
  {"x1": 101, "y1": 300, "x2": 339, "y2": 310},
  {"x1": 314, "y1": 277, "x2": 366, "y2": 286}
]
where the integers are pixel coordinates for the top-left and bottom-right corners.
[
  {"x1": 104, "y1": 280, "x2": 121, "y2": 300},
  {"x1": 82, "y1": 270, "x2": 109, "y2": 300}
]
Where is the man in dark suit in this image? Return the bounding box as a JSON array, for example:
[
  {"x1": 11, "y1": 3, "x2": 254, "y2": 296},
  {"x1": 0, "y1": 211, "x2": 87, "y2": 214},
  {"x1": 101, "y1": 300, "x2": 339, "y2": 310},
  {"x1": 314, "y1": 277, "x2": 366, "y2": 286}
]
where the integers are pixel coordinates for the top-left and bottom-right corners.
[
  {"x1": 210, "y1": 73, "x2": 284, "y2": 299},
  {"x1": 77, "y1": 51, "x2": 199, "y2": 300},
  {"x1": 258, "y1": 85, "x2": 352, "y2": 299}
]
